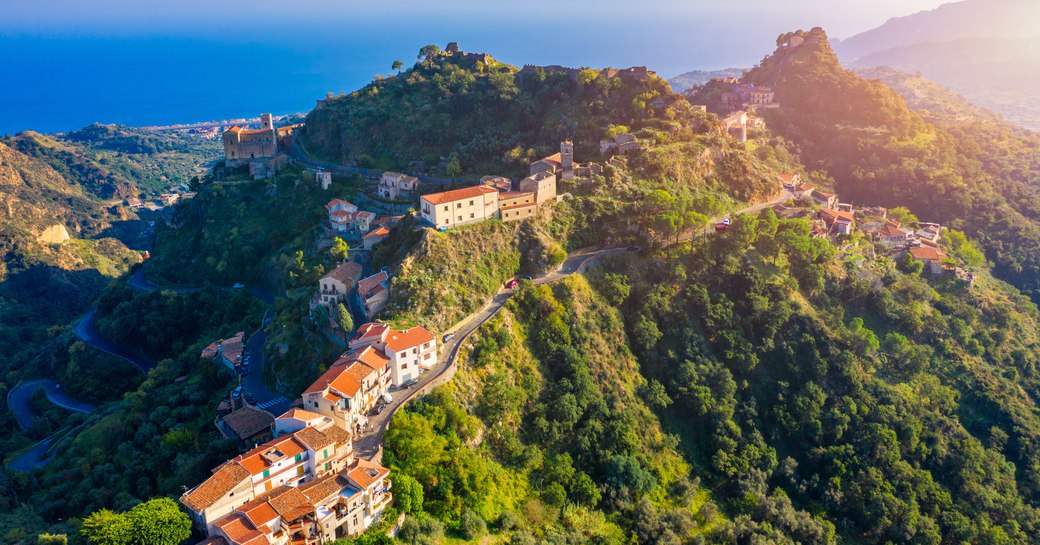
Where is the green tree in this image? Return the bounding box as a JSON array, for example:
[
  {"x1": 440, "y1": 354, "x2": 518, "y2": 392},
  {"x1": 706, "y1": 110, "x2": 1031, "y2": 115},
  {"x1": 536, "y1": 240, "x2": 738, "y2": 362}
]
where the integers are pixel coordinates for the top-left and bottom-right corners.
[
  {"x1": 330, "y1": 237, "x2": 350, "y2": 262},
  {"x1": 392, "y1": 59, "x2": 404, "y2": 74},
  {"x1": 598, "y1": 272, "x2": 631, "y2": 306},
  {"x1": 81, "y1": 509, "x2": 133, "y2": 545},
  {"x1": 418, "y1": 44, "x2": 441, "y2": 66},
  {"x1": 394, "y1": 473, "x2": 425, "y2": 514},
  {"x1": 445, "y1": 156, "x2": 462, "y2": 179},
  {"x1": 38, "y1": 535, "x2": 69, "y2": 545},
  {"x1": 125, "y1": 498, "x2": 192, "y2": 545},
  {"x1": 335, "y1": 303, "x2": 354, "y2": 332}
]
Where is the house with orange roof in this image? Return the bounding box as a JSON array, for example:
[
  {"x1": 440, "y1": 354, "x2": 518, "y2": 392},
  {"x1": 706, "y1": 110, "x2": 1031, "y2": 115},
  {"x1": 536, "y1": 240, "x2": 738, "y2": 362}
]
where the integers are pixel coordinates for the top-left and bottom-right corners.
[
  {"x1": 419, "y1": 185, "x2": 500, "y2": 229},
  {"x1": 810, "y1": 189, "x2": 838, "y2": 209},
  {"x1": 361, "y1": 226, "x2": 390, "y2": 251},
  {"x1": 817, "y1": 208, "x2": 855, "y2": 236},
  {"x1": 357, "y1": 271, "x2": 390, "y2": 319},
  {"x1": 346, "y1": 322, "x2": 437, "y2": 386},
  {"x1": 778, "y1": 173, "x2": 801, "y2": 188},
  {"x1": 180, "y1": 425, "x2": 353, "y2": 535},
  {"x1": 326, "y1": 200, "x2": 358, "y2": 232},
  {"x1": 300, "y1": 347, "x2": 390, "y2": 433},
  {"x1": 274, "y1": 408, "x2": 335, "y2": 436},
  {"x1": 195, "y1": 456, "x2": 393, "y2": 545},
  {"x1": 318, "y1": 261, "x2": 363, "y2": 308},
  {"x1": 201, "y1": 332, "x2": 246, "y2": 370},
  {"x1": 875, "y1": 224, "x2": 914, "y2": 248},
  {"x1": 907, "y1": 246, "x2": 949, "y2": 275}
]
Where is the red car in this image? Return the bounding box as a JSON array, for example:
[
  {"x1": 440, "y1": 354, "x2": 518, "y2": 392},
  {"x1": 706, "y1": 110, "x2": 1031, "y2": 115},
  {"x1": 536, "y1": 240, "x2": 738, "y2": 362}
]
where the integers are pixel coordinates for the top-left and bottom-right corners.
[
  {"x1": 714, "y1": 223, "x2": 729, "y2": 232},
  {"x1": 505, "y1": 278, "x2": 519, "y2": 289}
]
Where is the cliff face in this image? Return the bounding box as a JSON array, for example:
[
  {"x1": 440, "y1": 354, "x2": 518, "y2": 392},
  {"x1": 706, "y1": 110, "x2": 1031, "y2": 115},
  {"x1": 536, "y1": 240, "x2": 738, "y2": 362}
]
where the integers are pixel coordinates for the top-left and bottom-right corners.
[{"x1": 0, "y1": 140, "x2": 140, "y2": 320}]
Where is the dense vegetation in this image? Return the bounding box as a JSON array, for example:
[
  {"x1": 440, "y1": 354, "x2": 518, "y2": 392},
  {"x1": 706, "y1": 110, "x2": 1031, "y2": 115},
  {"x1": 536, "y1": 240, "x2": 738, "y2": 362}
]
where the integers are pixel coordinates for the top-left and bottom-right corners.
[{"x1": 733, "y1": 28, "x2": 1040, "y2": 300}]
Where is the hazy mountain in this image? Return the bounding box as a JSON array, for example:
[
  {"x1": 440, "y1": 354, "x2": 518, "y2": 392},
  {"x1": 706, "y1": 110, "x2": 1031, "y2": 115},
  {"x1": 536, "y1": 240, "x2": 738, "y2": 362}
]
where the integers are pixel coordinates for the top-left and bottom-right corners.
[
  {"x1": 834, "y1": 0, "x2": 1040, "y2": 130},
  {"x1": 833, "y1": 0, "x2": 1040, "y2": 61},
  {"x1": 666, "y1": 68, "x2": 746, "y2": 93}
]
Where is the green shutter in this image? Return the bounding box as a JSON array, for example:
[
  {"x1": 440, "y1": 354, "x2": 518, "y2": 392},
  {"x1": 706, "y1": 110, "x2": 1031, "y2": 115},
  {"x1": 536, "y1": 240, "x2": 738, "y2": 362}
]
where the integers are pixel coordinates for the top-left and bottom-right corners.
[
  {"x1": 294, "y1": 453, "x2": 302, "y2": 463},
  {"x1": 262, "y1": 469, "x2": 269, "y2": 478},
  {"x1": 323, "y1": 449, "x2": 329, "y2": 459}
]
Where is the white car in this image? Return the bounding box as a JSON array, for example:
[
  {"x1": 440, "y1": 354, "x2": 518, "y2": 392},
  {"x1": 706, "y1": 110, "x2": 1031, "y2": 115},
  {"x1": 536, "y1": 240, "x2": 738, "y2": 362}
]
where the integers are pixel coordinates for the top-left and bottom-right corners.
[
  {"x1": 722, "y1": 218, "x2": 731, "y2": 226},
  {"x1": 232, "y1": 283, "x2": 245, "y2": 289}
]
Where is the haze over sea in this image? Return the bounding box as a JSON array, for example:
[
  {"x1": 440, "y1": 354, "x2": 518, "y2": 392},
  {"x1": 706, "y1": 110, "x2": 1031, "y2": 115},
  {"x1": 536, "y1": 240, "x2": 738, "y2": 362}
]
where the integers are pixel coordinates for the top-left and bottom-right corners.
[{"x1": 0, "y1": 0, "x2": 948, "y2": 134}]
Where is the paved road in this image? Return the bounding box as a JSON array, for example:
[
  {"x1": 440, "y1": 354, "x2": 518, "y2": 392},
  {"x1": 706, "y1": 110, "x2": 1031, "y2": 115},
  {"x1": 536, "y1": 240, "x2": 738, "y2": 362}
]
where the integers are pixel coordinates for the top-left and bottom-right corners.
[
  {"x1": 352, "y1": 193, "x2": 795, "y2": 459},
  {"x1": 74, "y1": 311, "x2": 157, "y2": 374},
  {"x1": 242, "y1": 310, "x2": 291, "y2": 415},
  {"x1": 7, "y1": 379, "x2": 96, "y2": 431},
  {"x1": 352, "y1": 246, "x2": 633, "y2": 459}
]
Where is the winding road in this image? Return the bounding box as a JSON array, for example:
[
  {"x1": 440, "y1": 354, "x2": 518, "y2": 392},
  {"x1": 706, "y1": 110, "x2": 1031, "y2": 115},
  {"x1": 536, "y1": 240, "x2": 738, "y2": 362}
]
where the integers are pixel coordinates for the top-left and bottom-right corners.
[
  {"x1": 7, "y1": 269, "x2": 282, "y2": 471},
  {"x1": 352, "y1": 193, "x2": 795, "y2": 460}
]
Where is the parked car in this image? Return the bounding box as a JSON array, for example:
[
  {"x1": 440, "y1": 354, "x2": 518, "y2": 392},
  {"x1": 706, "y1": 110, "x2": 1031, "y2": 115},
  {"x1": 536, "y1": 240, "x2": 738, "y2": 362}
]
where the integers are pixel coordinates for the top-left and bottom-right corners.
[
  {"x1": 403, "y1": 378, "x2": 419, "y2": 389},
  {"x1": 381, "y1": 392, "x2": 393, "y2": 404},
  {"x1": 244, "y1": 393, "x2": 257, "y2": 405},
  {"x1": 722, "y1": 217, "x2": 731, "y2": 226},
  {"x1": 505, "y1": 278, "x2": 519, "y2": 289},
  {"x1": 714, "y1": 223, "x2": 729, "y2": 233},
  {"x1": 520, "y1": 275, "x2": 532, "y2": 281},
  {"x1": 232, "y1": 283, "x2": 245, "y2": 289},
  {"x1": 240, "y1": 367, "x2": 249, "y2": 377},
  {"x1": 443, "y1": 332, "x2": 456, "y2": 343},
  {"x1": 231, "y1": 387, "x2": 243, "y2": 400},
  {"x1": 370, "y1": 404, "x2": 385, "y2": 416},
  {"x1": 54, "y1": 383, "x2": 61, "y2": 390}
]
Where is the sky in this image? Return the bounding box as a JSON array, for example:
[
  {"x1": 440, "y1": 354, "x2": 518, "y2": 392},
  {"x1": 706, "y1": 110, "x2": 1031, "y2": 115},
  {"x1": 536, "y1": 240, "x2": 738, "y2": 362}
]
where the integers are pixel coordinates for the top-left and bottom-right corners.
[{"x1": 0, "y1": 0, "x2": 955, "y2": 133}]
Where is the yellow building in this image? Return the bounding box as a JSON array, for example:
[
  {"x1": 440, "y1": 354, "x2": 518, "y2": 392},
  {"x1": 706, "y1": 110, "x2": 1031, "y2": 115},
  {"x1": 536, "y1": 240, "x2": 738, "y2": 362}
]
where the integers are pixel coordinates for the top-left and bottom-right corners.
[
  {"x1": 500, "y1": 191, "x2": 537, "y2": 222},
  {"x1": 420, "y1": 186, "x2": 500, "y2": 229}
]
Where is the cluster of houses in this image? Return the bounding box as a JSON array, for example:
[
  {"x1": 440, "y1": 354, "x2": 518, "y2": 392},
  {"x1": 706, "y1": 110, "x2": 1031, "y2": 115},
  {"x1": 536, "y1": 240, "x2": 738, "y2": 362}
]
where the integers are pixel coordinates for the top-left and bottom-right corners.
[
  {"x1": 324, "y1": 200, "x2": 396, "y2": 252},
  {"x1": 772, "y1": 174, "x2": 965, "y2": 279},
  {"x1": 315, "y1": 261, "x2": 391, "y2": 321},
  {"x1": 420, "y1": 138, "x2": 636, "y2": 230},
  {"x1": 181, "y1": 319, "x2": 438, "y2": 545}
]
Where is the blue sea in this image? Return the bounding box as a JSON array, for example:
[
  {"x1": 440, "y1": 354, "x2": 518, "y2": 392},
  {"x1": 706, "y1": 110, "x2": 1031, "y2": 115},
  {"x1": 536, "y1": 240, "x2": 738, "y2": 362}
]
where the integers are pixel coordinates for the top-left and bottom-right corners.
[{"x1": 0, "y1": 5, "x2": 924, "y2": 135}]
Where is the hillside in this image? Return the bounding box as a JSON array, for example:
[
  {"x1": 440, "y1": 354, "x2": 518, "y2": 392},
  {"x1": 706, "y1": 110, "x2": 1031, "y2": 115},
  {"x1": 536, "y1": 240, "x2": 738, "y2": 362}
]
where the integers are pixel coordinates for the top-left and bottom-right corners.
[
  {"x1": 301, "y1": 46, "x2": 675, "y2": 177},
  {"x1": 667, "y1": 68, "x2": 746, "y2": 93},
  {"x1": 852, "y1": 35, "x2": 1040, "y2": 130},
  {"x1": 833, "y1": 0, "x2": 1040, "y2": 61},
  {"x1": 735, "y1": 27, "x2": 1040, "y2": 300},
  {"x1": 832, "y1": 0, "x2": 1040, "y2": 130}
]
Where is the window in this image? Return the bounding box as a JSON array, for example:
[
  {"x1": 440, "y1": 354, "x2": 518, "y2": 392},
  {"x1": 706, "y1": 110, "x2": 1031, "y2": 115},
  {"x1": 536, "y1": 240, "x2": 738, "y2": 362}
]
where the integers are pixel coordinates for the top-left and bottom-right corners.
[
  {"x1": 262, "y1": 469, "x2": 270, "y2": 478},
  {"x1": 323, "y1": 449, "x2": 329, "y2": 459},
  {"x1": 402, "y1": 363, "x2": 408, "y2": 369},
  {"x1": 470, "y1": 213, "x2": 475, "y2": 219},
  {"x1": 456, "y1": 203, "x2": 462, "y2": 209},
  {"x1": 265, "y1": 481, "x2": 272, "y2": 492},
  {"x1": 458, "y1": 216, "x2": 462, "y2": 222},
  {"x1": 325, "y1": 462, "x2": 331, "y2": 471},
  {"x1": 469, "y1": 200, "x2": 474, "y2": 205},
  {"x1": 294, "y1": 454, "x2": 302, "y2": 463},
  {"x1": 443, "y1": 205, "x2": 448, "y2": 211},
  {"x1": 297, "y1": 466, "x2": 305, "y2": 476}
]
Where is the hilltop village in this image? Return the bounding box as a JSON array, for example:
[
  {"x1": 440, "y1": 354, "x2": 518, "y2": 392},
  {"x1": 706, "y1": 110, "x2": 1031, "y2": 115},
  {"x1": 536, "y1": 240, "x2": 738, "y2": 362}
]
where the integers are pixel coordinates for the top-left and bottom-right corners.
[{"x1": 137, "y1": 37, "x2": 980, "y2": 545}]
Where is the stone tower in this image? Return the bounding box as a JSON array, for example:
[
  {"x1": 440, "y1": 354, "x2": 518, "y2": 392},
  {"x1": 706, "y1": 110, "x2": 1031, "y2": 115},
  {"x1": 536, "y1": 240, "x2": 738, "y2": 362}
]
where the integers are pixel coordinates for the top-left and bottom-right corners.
[
  {"x1": 260, "y1": 113, "x2": 273, "y2": 130},
  {"x1": 560, "y1": 140, "x2": 574, "y2": 180}
]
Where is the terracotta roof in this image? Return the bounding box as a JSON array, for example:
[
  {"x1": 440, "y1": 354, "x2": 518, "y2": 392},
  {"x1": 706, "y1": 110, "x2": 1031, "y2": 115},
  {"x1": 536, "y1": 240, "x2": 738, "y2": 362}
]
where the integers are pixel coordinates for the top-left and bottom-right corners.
[
  {"x1": 358, "y1": 271, "x2": 389, "y2": 295},
  {"x1": 304, "y1": 362, "x2": 363, "y2": 397},
  {"x1": 320, "y1": 423, "x2": 352, "y2": 446},
  {"x1": 351, "y1": 322, "x2": 389, "y2": 343},
  {"x1": 222, "y1": 406, "x2": 275, "y2": 440},
  {"x1": 323, "y1": 261, "x2": 363, "y2": 286},
  {"x1": 238, "y1": 496, "x2": 280, "y2": 529},
  {"x1": 909, "y1": 246, "x2": 947, "y2": 262},
  {"x1": 294, "y1": 426, "x2": 335, "y2": 451},
  {"x1": 811, "y1": 189, "x2": 835, "y2": 199},
  {"x1": 384, "y1": 326, "x2": 436, "y2": 353},
  {"x1": 326, "y1": 199, "x2": 356, "y2": 210},
  {"x1": 819, "y1": 208, "x2": 854, "y2": 223},
  {"x1": 421, "y1": 186, "x2": 498, "y2": 205},
  {"x1": 232, "y1": 434, "x2": 306, "y2": 475},
  {"x1": 198, "y1": 537, "x2": 229, "y2": 545},
  {"x1": 181, "y1": 462, "x2": 251, "y2": 511},
  {"x1": 878, "y1": 225, "x2": 910, "y2": 237},
  {"x1": 213, "y1": 514, "x2": 268, "y2": 545},
  {"x1": 345, "y1": 458, "x2": 390, "y2": 490},
  {"x1": 277, "y1": 408, "x2": 326, "y2": 422},
  {"x1": 533, "y1": 153, "x2": 563, "y2": 170},
  {"x1": 778, "y1": 173, "x2": 798, "y2": 182},
  {"x1": 330, "y1": 210, "x2": 352, "y2": 218},
  {"x1": 352, "y1": 346, "x2": 391, "y2": 373},
  {"x1": 298, "y1": 473, "x2": 346, "y2": 504},
  {"x1": 265, "y1": 486, "x2": 314, "y2": 522},
  {"x1": 362, "y1": 227, "x2": 390, "y2": 240}
]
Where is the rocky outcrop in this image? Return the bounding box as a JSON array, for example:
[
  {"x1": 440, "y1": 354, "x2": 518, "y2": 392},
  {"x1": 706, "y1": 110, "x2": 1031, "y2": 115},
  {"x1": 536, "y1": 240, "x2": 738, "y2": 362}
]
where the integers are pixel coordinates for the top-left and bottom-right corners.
[{"x1": 38, "y1": 224, "x2": 70, "y2": 244}]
